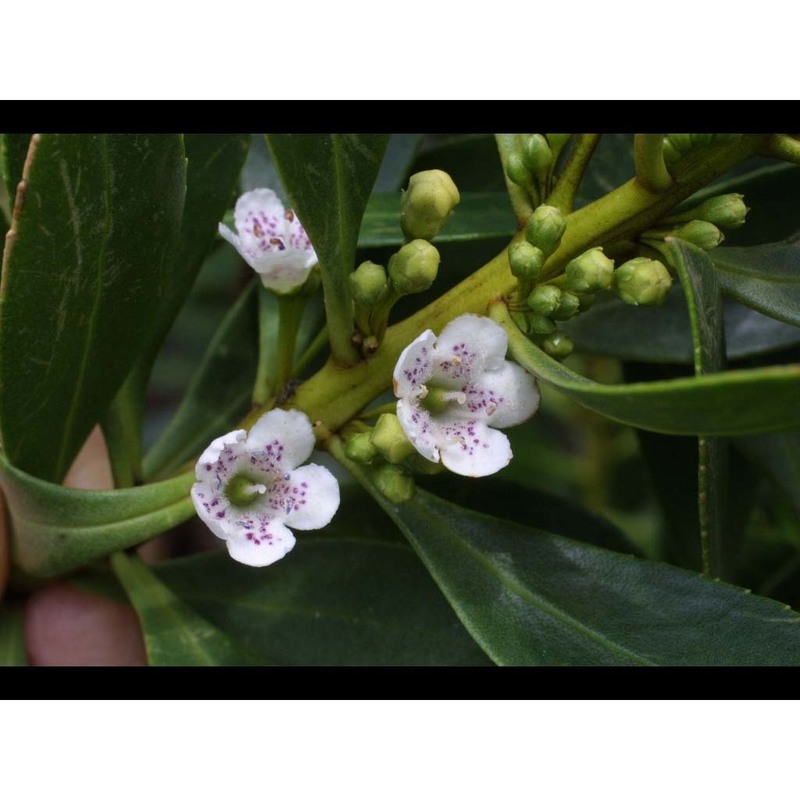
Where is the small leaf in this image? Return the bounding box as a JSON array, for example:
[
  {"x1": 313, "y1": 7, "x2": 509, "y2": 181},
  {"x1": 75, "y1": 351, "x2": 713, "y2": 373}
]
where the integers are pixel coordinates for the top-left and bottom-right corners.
[
  {"x1": 564, "y1": 291, "x2": 800, "y2": 364},
  {"x1": 711, "y1": 237, "x2": 800, "y2": 327},
  {"x1": 0, "y1": 134, "x2": 186, "y2": 482},
  {"x1": 143, "y1": 282, "x2": 259, "y2": 480},
  {"x1": 363, "y1": 486, "x2": 800, "y2": 665},
  {"x1": 112, "y1": 552, "x2": 262, "y2": 666},
  {"x1": 267, "y1": 134, "x2": 390, "y2": 363},
  {"x1": 0, "y1": 602, "x2": 27, "y2": 665},
  {"x1": 0, "y1": 450, "x2": 194, "y2": 578},
  {"x1": 358, "y1": 191, "x2": 515, "y2": 248},
  {"x1": 155, "y1": 487, "x2": 491, "y2": 666},
  {"x1": 492, "y1": 301, "x2": 800, "y2": 436}
]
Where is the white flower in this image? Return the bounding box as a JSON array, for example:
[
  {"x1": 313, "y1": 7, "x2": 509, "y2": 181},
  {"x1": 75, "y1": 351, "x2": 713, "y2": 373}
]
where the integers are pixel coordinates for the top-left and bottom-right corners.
[
  {"x1": 190, "y1": 409, "x2": 340, "y2": 567},
  {"x1": 393, "y1": 314, "x2": 540, "y2": 477},
  {"x1": 218, "y1": 188, "x2": 318, "y2": 294}
]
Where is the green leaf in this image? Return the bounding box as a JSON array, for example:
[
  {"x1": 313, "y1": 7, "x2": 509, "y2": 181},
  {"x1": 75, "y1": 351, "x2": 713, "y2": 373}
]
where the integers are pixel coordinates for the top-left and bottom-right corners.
[
  {"x1": 155, "y1": 487, "x2": 491, "y2": 666},
  {"x1": 411, "y1": 135, "x2": 507, "y2": 191},
  {"x1": 574, "y1": 134, "x2": 635, "y2": 208},
  {"x1": 711, "y1": 236, "x2": 800, "y2": 327},
  {"x1": 491, "y1": 301, "x2": 800, "y2": 435},
  {"x1": 266, "y1": 134, "x2": 390, "y2": 363},
  {"x1": 0, "y1": 450, "x2": 194, "y2": 578},
  {"x1": 143, "y1": 282, "x2": 259, "y2": 480},
  {"x1": 736, "y1": 430, "x2": 800, "y2": 517},
  {"x1": 563, "y1": 291, "x2": 800, "y2": 364},
  {"x1": 373, "y1": 134, "x2": 423, "y2": 191},
  {"x1": 361, "y1": 486, "x2": 800, "y2": 665},
  {"x1": 100, "y1": 134, "x2": 251, "y2": 485},
  {"x1": 358, "y1": 191, "x2": 515, "y2": 248},
  {"x1": 0, "y1": 133, "x2": 32, "y2": 209},
  {"x1": 0, "y1": 602, "x2": 27, "y2": 665},
  {"x1": 112, "y1": 552, "x2": 261, "y2": 666},
  {"x1": 0, "y1": 134, "x2": 186, "y2": 482}
]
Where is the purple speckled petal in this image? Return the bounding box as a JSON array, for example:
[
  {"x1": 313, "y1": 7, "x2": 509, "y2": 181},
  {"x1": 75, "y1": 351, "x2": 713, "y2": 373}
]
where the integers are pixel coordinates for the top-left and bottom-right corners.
[
  {"x1": 463, "y1": 361, "x2": 540, "y2": 428},
  {"x1": 396, "y1": 399, "x2": 439, "y2": 463},
  {"x1": 432, "y1": 314, "x2": 509, "y2": 387},
  {"x1": 393, "y1": 329, "x2": 436, "y2": 399},
  {"x1": 251, "y1": 249, "x2": 317, "y2": 294},
  {"x1": 436, "y1": 421, "x2": 513, "y2": 477},
  {"x1": 281, "y1": 463, "x2": 340, "y2": 530},
  {"x1": 246, "y1": 408, "x2": 316, "y2": 475},
  {"x1": 226, "y1": 518, "x2": 296, "y2": 567}
]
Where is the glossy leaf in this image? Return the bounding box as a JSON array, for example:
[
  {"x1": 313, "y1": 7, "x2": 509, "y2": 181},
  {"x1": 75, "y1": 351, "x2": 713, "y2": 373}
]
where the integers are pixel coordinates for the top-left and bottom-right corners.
[
  {"x1": 0, "y1": 134, "x2": 186, "y2": 482},
  {"x1": 564, "y1": 291, "x2": 800, "y2": 364},
  {"x1": 358, "y1": 191, "x2": 515, "y2": 248},
  {"x1": 112, "y1": 552, "x2": 261, "y2": 666},
  {"x1": 373, "y1": 134, "x2": 423, "y2": 191},
  {"x1": 143, "y1": 282, "x2": 259, "y2": 480},
  {"x1": 492, "y1": 301, "x2": 800, "y2": 435},
  {"x1": 368, "y1": 486, "x2": 800, "y2": 665},
  {"x1": 711, "y1": 236, "x2": 800, "y2": 327},
  {"x1": 0, "y1": 602, "x2": 27, "y2": 665},
  {"x1": 155, "y1": 488, "x2": 491, "y2": 666},
  {"x1": 267, "y1": 134, "x2": 389, "y2": 362},
  {"x1": 0, "y1": 450, "x2": 194, "y2": 578}
]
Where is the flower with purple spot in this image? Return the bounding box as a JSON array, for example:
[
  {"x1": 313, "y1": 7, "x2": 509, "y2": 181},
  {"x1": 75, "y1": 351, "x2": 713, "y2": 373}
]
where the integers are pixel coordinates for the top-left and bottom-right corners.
[
  {"x1": 190, "y1": 408, "x2": 340, "y2": 567},
  {"x1": 219, "y1": 188, "x2": 317, "y2": 294},
  {"x1": 393, "y1": 314, "x2": 540, "y2": 477}
]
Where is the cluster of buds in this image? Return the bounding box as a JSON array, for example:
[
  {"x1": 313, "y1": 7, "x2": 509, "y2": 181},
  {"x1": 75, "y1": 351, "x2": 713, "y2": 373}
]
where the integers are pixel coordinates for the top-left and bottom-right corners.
[
  {"x1": 505, "y1": 134, "x2": 565, "y2": 207},
  {"x1": 663, "y1": 134, "x2": 742, "y2": 164},
  {"x1": 351, "y1": 171, "x2": 457, "y2": 356}
]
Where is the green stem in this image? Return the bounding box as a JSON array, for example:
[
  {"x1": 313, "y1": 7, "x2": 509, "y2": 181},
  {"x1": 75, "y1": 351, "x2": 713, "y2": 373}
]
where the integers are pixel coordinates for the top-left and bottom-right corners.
[
  {"x1": 242, "y1": 135, "x2": 766, "y2": 437},
  {"x1": 291, "y1": 324, "x2": 329, "y2": 379},
  {"x1": 495, "y1": 134, "x2": 534, "y2": 223},
  {"x1": 634, "y1": 134, "x2": 674, "y2": 194},
  {"x1": 546, "y1": 134, "x2": 602, "y2": 213},
  {"x1": 253, "y1": 291, "x2": 307, "y2": 406}
]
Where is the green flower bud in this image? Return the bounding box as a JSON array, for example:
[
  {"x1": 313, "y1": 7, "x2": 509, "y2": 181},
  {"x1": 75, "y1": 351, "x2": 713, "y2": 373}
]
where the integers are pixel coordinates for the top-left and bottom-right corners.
[
  {"x1": 505, "y1": 153, "x2": 530, "y2": 188},
  {"x1": 542, "y1": 333, "x2": 574, "y2": 359},
  {"x1": 525, "y1": 204, "x2": 566, "y2": 258},
  {"x1": 565, "y1": 247, "x2": 615, "y2": 293},
  {"x1": 614, "y1": 257, "x2": 673, "y2": 306},
  {"x1": 528, "y1": 314, "x2": 557, "y2": 335},
  {"x1": 666, "y1": 133, "x2": 694, "y2": 154},
  {"x1": 374, "y1": 463, "x2": 416, "y2": 504},
  {"x1": 663, "y1": 138, "x2": 681, "y2": 164},
  {"x1": 675, "y1": 220, "x2": 725, "y2": 250},
  {"x1": 552, "y1": 291, "x2": 581, "y2": 320},
  {"x1": 510, "y1": 310, "x2": 532, "y2": 335},
  {"x1": 345, "y1": 431, "x2": 378, "y2": 464},
  {"x1": 370, "y1": 413, "x2": 416, "y2": 464},
  {"x1": 523, "y1": 134, "x2": 553, "y2": 177},
  {"x1": 388, "y1": 240, "x2": 440, "y2": 295},
  {"x1": 546, "y1": 133, "x2": 572, "y2": 153},
  {"x1": 400, "y1": 169, "x2": 460, "y2": 241},
  {"x1": 691, "y1": 193, "x2": 748, "y2": 229},
  {"x1": 527, "y1": 284, "x2": 562, "y2": 316},
  {"x1": 349, "y1": 260, "x2": 387, "y2": 307},
  {"x1": 508, "y1": 241, "x2": 544, "y2": 281}
]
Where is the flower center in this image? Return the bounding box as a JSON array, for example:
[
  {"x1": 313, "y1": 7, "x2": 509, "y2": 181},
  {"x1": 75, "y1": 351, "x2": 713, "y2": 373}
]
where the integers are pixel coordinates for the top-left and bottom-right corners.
[
  {"x1": 226, "y1": 474, "x2": 268, "y2": 508},
  {"x1": 420, "y1": 385, "x2": 467, "y2": 414}
]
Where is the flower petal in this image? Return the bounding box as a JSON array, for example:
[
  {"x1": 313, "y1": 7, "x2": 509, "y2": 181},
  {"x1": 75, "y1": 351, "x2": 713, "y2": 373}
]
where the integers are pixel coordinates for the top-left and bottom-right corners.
[
  {"x1": 396, "y1": 399, "x2": 439, "y2": 463},
  {"x1": 285, "y1": 211, "x2": 317, "y2": 264},
  {"x1": 464, "y1": 362, "x2": 540, "y2": 428},
  {"x1": 279, "y1": 463, "x2": 341, "y2": 530},
  {"x1": 194, "y1": 430, "x2": 247, "y2": 480},
  {"x1": 226, "y1": 518, "x2": 296, "y2": 567},
  {"x1": 393, "y1": 329, "x2": 435, "y2": 399},
  {"x1": 437, "y1": 422, "x2": 513, "y2": 477},
  {"x1": 191, "y1": 483, "x2": 235, "y2": 540},
  {"x1": 246, "y1": 408, "x2": 316, "y2": 474},
  {"x1": 432, "y1": 314, "x2": 509, "y2": 386},
  {"x1": 251, "y1": 250, "x2": 317, "y2": 294}
]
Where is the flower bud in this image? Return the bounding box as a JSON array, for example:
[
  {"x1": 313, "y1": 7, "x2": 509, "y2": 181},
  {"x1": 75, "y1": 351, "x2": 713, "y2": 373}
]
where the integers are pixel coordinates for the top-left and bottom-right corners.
[
  {"x1": 614, "y1": 257, "x2": 673, "y2": 306},
  {"x1": 565, "y1": 247, "x2": 615, "y2": 293},
  {"x1": 527, "y1": 284, "x2": 562, "y2": 316},
  {"x1": 505, "y1": 153, "x2": 530, "y2": 187},
  {"x1": 349, "y1": 260, "x2": 387, "y2": 307},
  {"x1": 552, "y1": 291, "x2": 581, "y2": 320},
  {"x1": 508, "y1": 241, "x2": 544, "y2": 281},
  {"x1": 542, "y1": 333, "x2": 574, "y2": 359},
  {"x1": 546, "y1": 133, "x2": 572, "y2": 153},
  {"x1": 690, "y1": 194, "x2": 748, "y2": 229},
  {"x1": 675, "y1": 220, "x2": 725, "y2": 250},
  {"x1": 370, "y1": 413, "x2": 416, "y2": 464},
  {"x1": 525, "y1": 204, "x2": 566, "y2": 258},
  {"x1": 374, "y1": 463, "x2": 416, "y2": 504},
  {"x1": 400, "y1": 169, "x2": 460, "y2": 241},
  {"x1": 345, "y1": 431, "x2": 378, "y2": 464},
  {"x1": 528, "y1": 314, "x2": 557, "y2": 335},
  {"x1": 523, "y1": 134, "x2": 553, "y2": 177},
  {"x1": 388, "y1": 240, "x2": 440, "y2": 295},
  {"x1": 663, "y1": 138, "x2": 681, "y2": 164},
  {"x1": 666, "y1": 133, "x2": 694, "y2": 154},
  {"x1": 510, "y1": 310, "x2": 532, "y2": 335}
]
